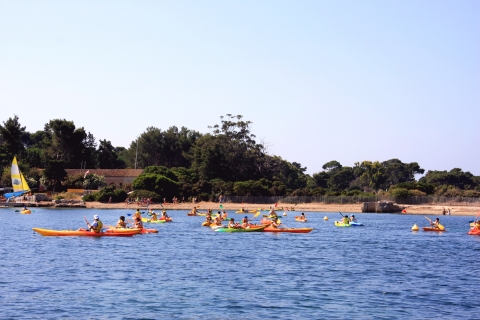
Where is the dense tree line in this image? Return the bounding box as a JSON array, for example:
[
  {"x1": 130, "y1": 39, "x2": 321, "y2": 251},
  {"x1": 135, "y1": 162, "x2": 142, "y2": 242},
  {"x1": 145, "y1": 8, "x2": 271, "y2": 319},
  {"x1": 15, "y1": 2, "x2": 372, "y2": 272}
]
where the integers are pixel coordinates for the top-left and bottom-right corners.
[{"x1": 1, "y1": 114, "x2": 479, "y2": 202}]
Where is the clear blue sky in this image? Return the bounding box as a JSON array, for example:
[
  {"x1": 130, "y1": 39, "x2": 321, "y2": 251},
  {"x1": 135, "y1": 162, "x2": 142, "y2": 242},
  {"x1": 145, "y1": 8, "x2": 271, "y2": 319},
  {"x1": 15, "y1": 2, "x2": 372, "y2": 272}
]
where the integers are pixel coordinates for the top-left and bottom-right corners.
[{"x1": 1, "y1": 0, "x2": 479, "y2": 175}]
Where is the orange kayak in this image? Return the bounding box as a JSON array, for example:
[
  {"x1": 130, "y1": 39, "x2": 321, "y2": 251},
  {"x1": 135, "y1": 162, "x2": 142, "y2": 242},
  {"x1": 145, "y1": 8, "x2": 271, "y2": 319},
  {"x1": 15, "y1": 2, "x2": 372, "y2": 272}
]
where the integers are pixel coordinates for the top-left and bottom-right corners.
[
  {"x1": 264, "y1": 225, "x2": 313, "y2": 233},
  {"x1": 295, "y1": 217, "x2": 307, "y2": 222},
  {"x1": 107, "y1": 226, "x2": 158, "y2": 234},
  {"x1": 468, "y1": 227, "x2": 480, "y2": 235},
  {"x1": 159, "y1": 217, "x2": 172, "y2": 222},
  {"x1": 422, "y1": 227, "x2": 446, "y2": 232},
  {"x1": 32, "y1": 228, "x2": 140, "y2": 237},
  {"x1": 260, "y1": 218, "x2": 272, "y2": 225}
]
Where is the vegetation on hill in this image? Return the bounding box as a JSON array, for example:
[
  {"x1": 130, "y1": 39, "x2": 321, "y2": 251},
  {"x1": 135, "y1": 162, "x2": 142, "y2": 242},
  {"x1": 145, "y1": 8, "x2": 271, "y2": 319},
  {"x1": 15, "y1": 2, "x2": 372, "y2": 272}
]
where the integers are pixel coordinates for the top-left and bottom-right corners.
[{"x1": 1, "y1": 114, "x2": 479, "y2": 202}]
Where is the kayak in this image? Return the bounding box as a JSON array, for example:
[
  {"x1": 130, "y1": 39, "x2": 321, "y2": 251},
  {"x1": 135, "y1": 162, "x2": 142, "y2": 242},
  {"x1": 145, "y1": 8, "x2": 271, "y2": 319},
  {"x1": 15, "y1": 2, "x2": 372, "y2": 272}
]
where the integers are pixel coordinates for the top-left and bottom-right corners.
[
  {"x1": 141, "y1": 218, "x2": 166, "y2": 224},
  {"x1": 334, "y1": 221, "x2": 351, "y2": 227},
  {"x1": 468, "y1": 227, "x2": 480, "y2": 235},
  {"x1": 264, "y1": 225, "x2": 313, "y2": 233},
  {"x1": 350, "y1": 222, "x2": 364, "y2": 227},
  {"x1": 260, "y1": 218, "x2": 273, "y2": 225},
  {"x1": 20, "y1": 210, "x2": 32, "y2": 214},
  {"x1": 235, "y1": 210, "x2": 257, "y2": 214},
  {"x1": 295, "y1": 217, "x2": 307, "y2": 222},
  {"x1": 32, "y1": 228, "x2": 140, "y2": 237},
  {"x1": 214, "y1": 225, "x2": 267, "y2": 232},
  {"x1": 210, "y1": 224, "x2": 225, "y2": 230},
  {"x1": 107, "y1": 226, "x2": 158, "y2": 234},
  {"x1": 159, "y1": 217, "x2": 172, "y2": 222},
  {"x1": 202, "y1": 221, "x2": 212, "y2": 227},
  {"x1": 422, "y1": 227, "x2": 446, "y2": 232}
]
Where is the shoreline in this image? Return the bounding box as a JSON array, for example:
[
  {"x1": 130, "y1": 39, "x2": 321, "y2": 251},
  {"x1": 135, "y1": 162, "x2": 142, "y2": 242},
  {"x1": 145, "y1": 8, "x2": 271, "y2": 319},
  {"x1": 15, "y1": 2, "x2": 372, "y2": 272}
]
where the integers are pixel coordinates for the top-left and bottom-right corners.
[{"x1": 81, "y1": 201, "x2": 480, "y2": 216}]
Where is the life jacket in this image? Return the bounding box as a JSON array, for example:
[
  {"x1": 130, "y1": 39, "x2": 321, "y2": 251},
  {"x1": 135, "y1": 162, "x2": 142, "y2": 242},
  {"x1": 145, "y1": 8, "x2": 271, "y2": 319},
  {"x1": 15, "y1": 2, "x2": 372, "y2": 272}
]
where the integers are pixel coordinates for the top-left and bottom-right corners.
[
  {"x1": 116, "y1": 220, "x2": 127, "y2": 228},
  {"x1": 91, "y1": 220, "x2": 103, "y2": 233}
]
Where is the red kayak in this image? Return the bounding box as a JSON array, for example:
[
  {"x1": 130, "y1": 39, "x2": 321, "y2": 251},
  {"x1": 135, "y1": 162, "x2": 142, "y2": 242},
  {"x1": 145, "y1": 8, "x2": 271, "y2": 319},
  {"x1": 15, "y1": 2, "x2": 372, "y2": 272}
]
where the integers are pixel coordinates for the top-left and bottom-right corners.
[
  {"x1": 159, "y1": 217, "x2": 172, "y2": 222},
  {"x1": 468, "y1": 227, "x2": 480, "y2": 235},
  {"x1": 260, "y1": 218, "x2": 273, "y2": 225},
  {"x1": 422, "y1": 227, "x2": 446, "y2": 232},
  {"x1": 264, "y1": 225, "x2": 313, "y2": 233}
]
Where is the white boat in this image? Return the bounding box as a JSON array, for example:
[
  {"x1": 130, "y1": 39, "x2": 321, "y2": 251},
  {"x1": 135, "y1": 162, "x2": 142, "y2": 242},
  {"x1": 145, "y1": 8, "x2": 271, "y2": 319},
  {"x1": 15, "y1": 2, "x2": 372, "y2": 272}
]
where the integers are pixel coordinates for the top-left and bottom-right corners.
[{"x1": 4, "y1": 157, "x2": 30, "y2": 200}]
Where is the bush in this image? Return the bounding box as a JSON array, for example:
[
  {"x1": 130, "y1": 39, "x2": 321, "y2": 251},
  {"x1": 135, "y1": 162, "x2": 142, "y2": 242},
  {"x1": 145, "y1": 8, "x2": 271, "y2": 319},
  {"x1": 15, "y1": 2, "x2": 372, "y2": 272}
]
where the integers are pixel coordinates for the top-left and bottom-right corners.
[
  {"x1": 95, "y1": 185, "x2": 128, "y2": 203},
  {"x1": 389, "y1": 188, "x2": 410, "y2": 199},
  {"x1": 130, "y1": 189, "x2": 162, "y2": 202},
  {"x1": 408, "y1": 189, "x2": 426, "y2": 197},
  {"x1": 83, "y1": 193, "x2": 96, "y2": 202}
]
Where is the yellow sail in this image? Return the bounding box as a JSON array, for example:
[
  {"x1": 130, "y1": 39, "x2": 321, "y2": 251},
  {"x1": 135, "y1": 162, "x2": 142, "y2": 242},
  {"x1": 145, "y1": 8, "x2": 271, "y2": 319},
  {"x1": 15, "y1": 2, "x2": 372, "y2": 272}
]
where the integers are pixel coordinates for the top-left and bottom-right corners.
[{"x1": 11, "y1": 157, "x2": 30, "y2": 193}]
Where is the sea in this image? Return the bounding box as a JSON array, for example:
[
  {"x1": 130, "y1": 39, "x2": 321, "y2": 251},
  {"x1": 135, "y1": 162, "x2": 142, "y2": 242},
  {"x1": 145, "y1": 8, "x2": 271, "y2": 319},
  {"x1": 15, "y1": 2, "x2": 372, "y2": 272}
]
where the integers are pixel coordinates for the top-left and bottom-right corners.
[{"x1": 1, "y1": 208, "x2": 479, "y2": 319}]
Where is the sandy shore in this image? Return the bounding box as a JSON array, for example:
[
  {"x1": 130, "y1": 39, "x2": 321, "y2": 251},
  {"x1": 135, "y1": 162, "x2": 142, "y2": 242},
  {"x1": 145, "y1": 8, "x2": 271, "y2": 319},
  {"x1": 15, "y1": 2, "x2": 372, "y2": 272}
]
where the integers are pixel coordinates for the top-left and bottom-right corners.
[{"x1": 84, "y1": 201, "x2": 480, "y2": 216}]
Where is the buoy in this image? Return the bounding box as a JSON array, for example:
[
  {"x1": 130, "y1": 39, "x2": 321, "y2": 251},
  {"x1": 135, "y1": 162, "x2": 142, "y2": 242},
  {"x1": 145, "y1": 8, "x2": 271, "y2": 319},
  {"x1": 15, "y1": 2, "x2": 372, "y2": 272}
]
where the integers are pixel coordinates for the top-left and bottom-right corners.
[
  {"x1": 283, "y1": 212, "x2": 287, "y2": 216},
  {"x1": 411, "y1": 224, "x2": 419, "y2": 231},
  {"x1": 323, "y1": 216, "x2": 329, "y2": 221}
]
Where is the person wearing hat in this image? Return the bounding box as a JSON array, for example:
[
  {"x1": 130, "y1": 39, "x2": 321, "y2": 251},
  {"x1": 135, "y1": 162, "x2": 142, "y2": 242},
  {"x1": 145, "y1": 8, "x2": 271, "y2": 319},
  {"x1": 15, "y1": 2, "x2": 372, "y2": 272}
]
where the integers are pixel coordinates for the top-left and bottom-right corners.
[
  {"x1": 148, "y1": 211, "x2": 158, "y2": 222},
  {"x1": 161, "y1": 209, "x2": 170, "y2": 220},
  {"x1": 349, "y1": 215, "x2": 357, "y2": 223},
  {"x1": 88, "y1": 215, "x2": 103, "y2": 233},
  {"x1": 241, "y1": 216, "x2": 250, "y2": 228}
]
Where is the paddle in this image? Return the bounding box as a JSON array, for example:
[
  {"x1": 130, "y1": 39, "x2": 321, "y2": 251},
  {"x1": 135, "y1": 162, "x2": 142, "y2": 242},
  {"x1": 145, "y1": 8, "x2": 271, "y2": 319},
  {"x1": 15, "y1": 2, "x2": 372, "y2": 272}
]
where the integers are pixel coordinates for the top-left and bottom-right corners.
[{"x1": 84, "y1": 216, "x2": 91, "y2": 230}]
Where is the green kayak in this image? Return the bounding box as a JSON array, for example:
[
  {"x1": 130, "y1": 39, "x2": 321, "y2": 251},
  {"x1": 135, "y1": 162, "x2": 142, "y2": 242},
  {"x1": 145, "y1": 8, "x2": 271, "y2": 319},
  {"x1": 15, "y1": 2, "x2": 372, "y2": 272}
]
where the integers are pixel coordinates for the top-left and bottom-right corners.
[{"x1": 334, "y1": 221, "x2": 351, "y2": 227}]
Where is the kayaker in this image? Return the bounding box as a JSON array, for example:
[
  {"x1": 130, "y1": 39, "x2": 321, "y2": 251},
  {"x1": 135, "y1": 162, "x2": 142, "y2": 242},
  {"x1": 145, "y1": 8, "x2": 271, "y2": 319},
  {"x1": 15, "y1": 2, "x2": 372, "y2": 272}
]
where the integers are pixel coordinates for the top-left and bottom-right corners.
[
  {"x1": 221, "y1": 211, "x2": 228, "y2": 220},
  {"x1": 431, "y1": 218, "x2": 440, "y2": 228},
  {"x1": 205, "y1": 213, "x2": 213, "y2": 223},
  {"x1": 116, "y1": 216, "x2": 127, "y2": 228},
  {"x1": 149, "y1": 211, "x2": 158, "y2": 222},
  {"x1": 213, "y1": 214, "x2": 223, "y2": 226},
  {"x1": 271, "y1": 218, "x2": 284, "y2": 229},
  {"x1": 350, "y1": 214, "x2": 357, "y2": 222},
  {"x1": 241, "y1": 216, "x2": 250, "y2": 227},
  {"x1": 269, "y1": 208, "x2": 278, "y2": 219},
  {"x1": 133, "y1": 209, "x2": 142, "y2": 219},
  {"x1": 228, "y1": 218, "x2": 240, "y2": 229},
  {"x1": 342, "y1": 215, "x2": 350, "y2": 225},
  {"x1": 298, "y1": 213, "x2": 306, "y2": 221},
  {"x1": 88, "y1": 215, "x2": 103, "y2": 233},
  {"x1": 161, "y1": 209, "x2": 170, "y2": 219},
  {"x1": 134, "y1": 216, "x2": 143, "y2": 229},
  {"x1": 189, "y1": 207, "x2": 198, "y2": 216}
]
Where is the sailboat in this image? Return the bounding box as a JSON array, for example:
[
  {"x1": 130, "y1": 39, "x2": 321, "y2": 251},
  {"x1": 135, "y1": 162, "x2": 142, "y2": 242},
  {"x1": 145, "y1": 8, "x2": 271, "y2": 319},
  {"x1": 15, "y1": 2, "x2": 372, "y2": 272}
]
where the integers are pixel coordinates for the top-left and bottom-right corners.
[{"x1": 3, "y1": 157, "x2": 30, "y2": 200}]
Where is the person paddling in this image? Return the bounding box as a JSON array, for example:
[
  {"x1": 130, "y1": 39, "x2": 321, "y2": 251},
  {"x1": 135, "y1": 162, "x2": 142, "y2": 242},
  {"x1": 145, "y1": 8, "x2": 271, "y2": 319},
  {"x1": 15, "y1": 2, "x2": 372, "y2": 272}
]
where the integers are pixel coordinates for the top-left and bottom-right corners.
[
  {"x1": 116, "y1": 216, "x2": 127, "y2": 228},
  {"x1": 149, "y1": 211, "x2": 158, "y2": 222},
  {"x1": 87, "y1": 215, "x2": 103, "y2": 233},
  {"x1": 342, "y1": 215, "x2": 350, "y2": 225},
  {"x1": 161, "y1": 209, "x2": 170, "y2": 219},
  {"x1": 271, "y1": 218, "x2": 285, "y2": 229},
  {"x1": 228, "y1": 218, "x2": 240, "y2": 229},
  {"x1": 133, "y1": 209, "x2": 142, "y2": 219},
  {"x1": 241, "y1": 216, "x2": 250, "y2": 228},
  {"x1": 298, "y1": 213, "x2": 306, "y2": 221},
  {"x1": 431, "y1": 218, "x2": 441, "y2": 229},
  {"x1": 350, "y1": 214, "x2": 357, "y2": 222},
  {"x1": 133, "y1": 216, "x2": 143, "y2": 229}
]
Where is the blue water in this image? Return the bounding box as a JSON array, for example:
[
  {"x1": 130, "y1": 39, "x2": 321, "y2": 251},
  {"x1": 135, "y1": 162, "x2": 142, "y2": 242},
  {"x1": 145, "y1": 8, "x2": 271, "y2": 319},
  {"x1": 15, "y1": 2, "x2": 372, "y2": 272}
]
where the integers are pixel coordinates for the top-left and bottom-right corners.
[{"x1": 1, "y1": 208, "x2": 479, "y2": 319}]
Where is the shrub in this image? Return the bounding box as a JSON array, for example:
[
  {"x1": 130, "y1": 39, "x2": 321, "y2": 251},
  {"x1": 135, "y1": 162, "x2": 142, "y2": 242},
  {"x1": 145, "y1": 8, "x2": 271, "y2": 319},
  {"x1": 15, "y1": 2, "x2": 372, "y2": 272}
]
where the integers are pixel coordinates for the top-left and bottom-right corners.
[
  {"x1": 95, "y1": 185, "x2": 128, "y2": 203},
  {"x1": 389, "y1": 188, "x2": 410, "y2": 199},
  {"x1": 130, "y1": 189, "x2": 162, "y2": 202},
  {"x1": 408, "y1": 189, "x2": 426, "y2": 197},
  {"x1": 82, "y1": 193, "x2": 96, "y2": 202}
]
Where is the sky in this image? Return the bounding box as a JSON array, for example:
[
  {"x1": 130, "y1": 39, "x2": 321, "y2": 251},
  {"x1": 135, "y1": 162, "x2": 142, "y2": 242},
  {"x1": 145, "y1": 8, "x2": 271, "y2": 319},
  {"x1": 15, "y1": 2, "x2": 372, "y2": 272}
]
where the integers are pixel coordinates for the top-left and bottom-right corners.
[{"x1": 1, "y1": 0, "x2": 479, "y2": 176}]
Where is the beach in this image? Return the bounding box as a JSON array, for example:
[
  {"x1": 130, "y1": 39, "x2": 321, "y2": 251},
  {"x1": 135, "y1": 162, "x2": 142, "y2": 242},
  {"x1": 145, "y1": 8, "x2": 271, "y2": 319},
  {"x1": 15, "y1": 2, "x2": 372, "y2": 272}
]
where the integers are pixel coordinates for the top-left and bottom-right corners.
[{"x1": 84, "y1": 201, "x2": 480, "y2": 216}]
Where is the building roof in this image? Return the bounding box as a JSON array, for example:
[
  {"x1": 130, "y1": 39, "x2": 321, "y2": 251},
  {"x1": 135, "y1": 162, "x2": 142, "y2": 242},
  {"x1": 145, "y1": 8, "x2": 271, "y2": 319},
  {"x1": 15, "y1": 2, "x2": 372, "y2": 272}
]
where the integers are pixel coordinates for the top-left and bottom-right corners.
[{"x1": 65, "y1": 169, "x2": 143, "y2": 177}]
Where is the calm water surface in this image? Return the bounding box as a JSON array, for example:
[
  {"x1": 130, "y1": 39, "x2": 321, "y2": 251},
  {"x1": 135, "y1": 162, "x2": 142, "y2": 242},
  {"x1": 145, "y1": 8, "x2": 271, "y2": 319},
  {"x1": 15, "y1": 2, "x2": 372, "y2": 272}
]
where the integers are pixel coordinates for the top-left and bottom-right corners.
[{"x1": 0, "y1": 208, "x2": 479, "y2": 319}]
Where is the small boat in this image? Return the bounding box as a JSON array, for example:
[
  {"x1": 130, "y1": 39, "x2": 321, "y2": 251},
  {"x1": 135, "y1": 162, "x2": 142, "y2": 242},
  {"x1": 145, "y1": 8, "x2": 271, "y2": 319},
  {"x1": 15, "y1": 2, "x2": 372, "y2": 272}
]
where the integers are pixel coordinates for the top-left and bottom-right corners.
[
  {"x1": 202, "y1": 221, "x2": 212, "y2": 227},
  {"x1": 107, "y1": 226, "x2": 158, "y2": 234},
  {"x1": 295, "y1": 217, "x2": 307, "y2": 222},
  {"x1": 4, "y1": 157, "x2": 31, "y2": 201},
  {"x1": 214, "y1": 225, "x2": 266, "y2": 232},
  {"x1": 32, "y1": 228, "x2": 140, "y2": 237},
  {"x1": 422, "y1": 227, "x2": 446, "y2": 232},
  {"x1": 159, "y1": 217, "x2": 172, "y2": 222},
  {"x1": 468, "y1": 227, "x2": 480, "y2": 235},
  {"x1": 141, "y1": 218, "x2": 166, "y2": 224},
  {"x1": 264, "y1": 225, "x2": 313, "y2": 233},
  {"x1": 334, "y1": 221, "x2": 351, "y2": 227},
  {"x1": 350, "y1": 222, "x2": 364, "y2": 227},
  {"x1": 20, "y1": 209, "x2": 32, "y2": 214},
  {"x1": 260, "y1": 218, "x2": 273, "y2": 225}
]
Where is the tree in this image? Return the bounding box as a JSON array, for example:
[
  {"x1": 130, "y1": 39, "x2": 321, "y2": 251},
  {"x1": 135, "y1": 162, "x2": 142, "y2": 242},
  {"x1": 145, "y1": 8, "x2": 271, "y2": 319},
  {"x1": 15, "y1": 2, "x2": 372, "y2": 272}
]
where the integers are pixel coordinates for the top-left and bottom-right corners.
[
  {"x1": 0, "y1": 115, "x2": 26, "y2": 167},
  {"x1": 43, "y1": 160, "x2": 67, "y2": 192}
]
